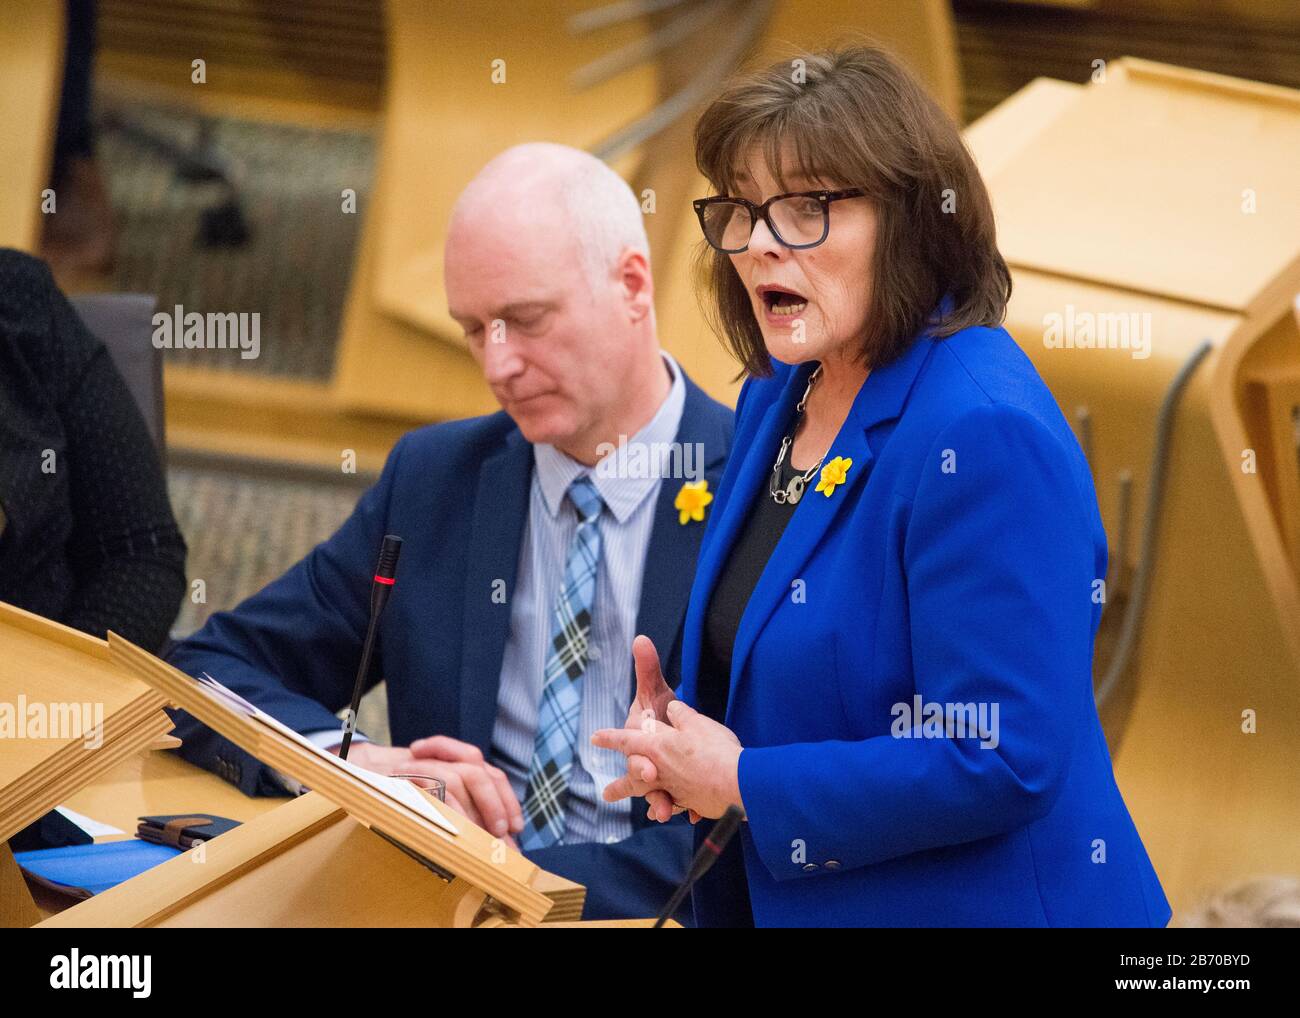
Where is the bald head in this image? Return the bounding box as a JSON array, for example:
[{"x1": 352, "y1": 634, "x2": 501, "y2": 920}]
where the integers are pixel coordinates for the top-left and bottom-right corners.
[{"x1": 448, "y1": 143, "x2": 649, "y2": 292}]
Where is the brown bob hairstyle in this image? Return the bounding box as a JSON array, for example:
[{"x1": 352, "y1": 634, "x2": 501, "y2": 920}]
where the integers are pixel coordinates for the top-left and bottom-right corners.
[{"x1": 693, "y1": 44, "x2": 1012, "y2": 377}]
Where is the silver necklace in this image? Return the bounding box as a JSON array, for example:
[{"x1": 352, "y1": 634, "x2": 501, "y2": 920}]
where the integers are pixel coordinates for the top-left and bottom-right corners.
[{"x1": 769, "y1": 365, "x2": 825, "y2": 505}]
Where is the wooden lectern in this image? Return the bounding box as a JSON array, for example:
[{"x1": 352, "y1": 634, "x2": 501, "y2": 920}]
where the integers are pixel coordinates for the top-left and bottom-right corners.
[
  {"x1": 38, "y1": 631, "x2": 602, "y2": 928},
  {"x1": 0, "y1": 602, "x2": 175, "y2": 926}
]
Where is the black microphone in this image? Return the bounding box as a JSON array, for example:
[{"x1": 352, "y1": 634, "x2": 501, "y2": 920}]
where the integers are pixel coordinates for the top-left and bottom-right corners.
[
  {"x1": 339, "y1": 534, "x2": 402, "y2": 760},
  {"x1": 653, "y1": 804, "x2": 744, "y2": 928}
]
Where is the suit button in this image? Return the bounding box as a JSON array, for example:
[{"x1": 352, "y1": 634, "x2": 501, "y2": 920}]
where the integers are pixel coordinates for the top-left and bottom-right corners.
[
  {"x1": 825, "y1": 860, "x2": 842, "y2": 870},
  {"x1": 802, "y1": 863, "x2": 819, "y2": 872}
]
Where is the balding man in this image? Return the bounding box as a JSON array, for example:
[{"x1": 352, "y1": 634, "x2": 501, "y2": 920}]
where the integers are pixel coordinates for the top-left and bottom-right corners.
[{"x1": 165, "y1": 144, "x2": 734, "y2": 922}]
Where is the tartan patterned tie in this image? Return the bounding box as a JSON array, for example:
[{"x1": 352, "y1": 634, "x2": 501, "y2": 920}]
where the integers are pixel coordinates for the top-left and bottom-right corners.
[{"x1": 519, "y1": 474, "x2": 604, "y2": 849}]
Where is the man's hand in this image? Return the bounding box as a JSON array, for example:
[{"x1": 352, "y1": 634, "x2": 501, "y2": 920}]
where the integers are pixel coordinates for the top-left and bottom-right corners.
[
  {"x1": 339, "y1": 739, "x2": 523, "y2": 841},
  {"x1": 408, "y1": 735, "x2": 524, "y2": 840},
  {"x1": 333, "y1": 743, "x2": 416, "y2": 776}
]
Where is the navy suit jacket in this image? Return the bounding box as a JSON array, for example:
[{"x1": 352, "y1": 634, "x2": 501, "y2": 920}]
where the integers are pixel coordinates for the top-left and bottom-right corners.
[
  {"x1": 166, "y1": 370, "x2": 733, "y2": 922},
  {"x1": 680, "y1": 322, "x2": 1172, "y2": 927}
]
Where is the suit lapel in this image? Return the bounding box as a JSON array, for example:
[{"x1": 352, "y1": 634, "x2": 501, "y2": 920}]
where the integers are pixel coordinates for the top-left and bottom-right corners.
[
  {"x1": 633, "y1": 375, "x2": 731, "y2": 689},
  {"x1": 458, "y1": 429, "x2": 533, "y2": 751},
  {"x1": 724, "y1": 336, "x2": 939, "y2": 717},
  {"x1": 724, "y1": 407, "x2": 874, "y2": 718},
  {"x1": 680, "y1": 364, "x2": 809, "y2": 704}
]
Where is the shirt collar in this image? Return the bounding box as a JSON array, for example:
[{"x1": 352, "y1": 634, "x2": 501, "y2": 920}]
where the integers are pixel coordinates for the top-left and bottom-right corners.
[{"x1": 534, "y1": 350, "x2": 686, "y2": 524}]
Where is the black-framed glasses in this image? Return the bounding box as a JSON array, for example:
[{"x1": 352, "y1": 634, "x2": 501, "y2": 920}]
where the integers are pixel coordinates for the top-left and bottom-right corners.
[{"x1": 693, "y1": 188, "x2": 867, "y2": 253}]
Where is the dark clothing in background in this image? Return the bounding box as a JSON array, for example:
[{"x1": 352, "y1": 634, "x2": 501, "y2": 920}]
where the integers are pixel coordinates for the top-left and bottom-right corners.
[
  {"x1": 53, "y1": 0, "x2": 99, "y2": 185},
  {"x1": 0, "y1": 249, "x2": 186, "y2": 652}
]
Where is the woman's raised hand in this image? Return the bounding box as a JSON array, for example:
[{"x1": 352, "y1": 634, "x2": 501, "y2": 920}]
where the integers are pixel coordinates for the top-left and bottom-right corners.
[
  {"x1": 598, "y1": 634, "x2": 745, "y2": 823},
  {"x1": 606, "y1": 634, "x2": 677, "y2": 821}
]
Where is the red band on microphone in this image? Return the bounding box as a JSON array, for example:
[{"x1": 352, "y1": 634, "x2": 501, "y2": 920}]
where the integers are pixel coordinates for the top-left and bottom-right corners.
[{"x1": 373, "y1": 575, "x2": 396, "y2": 586}]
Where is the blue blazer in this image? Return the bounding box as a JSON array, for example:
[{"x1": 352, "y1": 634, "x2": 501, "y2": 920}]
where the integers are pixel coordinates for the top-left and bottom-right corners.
[
  {"x1": 679, "y1": 322, "x2": 1171, "y2": 927},
  {"x1": 165, "y1": 371, "x2": 733, "y2": 922}
]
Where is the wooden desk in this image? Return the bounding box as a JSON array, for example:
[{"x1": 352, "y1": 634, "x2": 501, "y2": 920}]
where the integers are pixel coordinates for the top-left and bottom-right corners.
[
  {"x1": 29, "y1": 749, "x2": 283, "y2": 919},
  {"x1": 57, "y1": 747, "x2": 283, "y2": 842},
  {"x1": 31, "y1": 748, "x2": 589, "y2": 925}
]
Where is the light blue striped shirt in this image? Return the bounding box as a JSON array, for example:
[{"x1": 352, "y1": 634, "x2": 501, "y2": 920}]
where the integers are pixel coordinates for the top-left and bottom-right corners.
[
  {"x1": 287, "y1": 352, "x2": 684, "y2": 844},
  {"x1": 491, "y1": 350, "x2": 685, "y2": 845}
]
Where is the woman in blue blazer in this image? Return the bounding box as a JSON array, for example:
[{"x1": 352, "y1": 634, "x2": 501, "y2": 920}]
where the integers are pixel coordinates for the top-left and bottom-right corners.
[{"x1": 594, "y1": 45, "x2": 1171, "y2": 927}]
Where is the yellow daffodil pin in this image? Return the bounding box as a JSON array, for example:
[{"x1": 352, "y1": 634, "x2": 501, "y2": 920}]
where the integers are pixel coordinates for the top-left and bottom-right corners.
[
  {"x1": 675, "y1": 479, "x2": 713, "y2": 525},
  {"x1": 815, "y1": 456, "x2": 853, "y2": 497}
]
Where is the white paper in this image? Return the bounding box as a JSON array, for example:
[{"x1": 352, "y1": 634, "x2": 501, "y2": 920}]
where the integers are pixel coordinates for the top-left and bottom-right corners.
[
  {"x1": 195, "y1": 672, "x2": 457, "y2": 836},
  {"x1": 53, "y1": 805, "x2": 124, "y2": 838}
]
